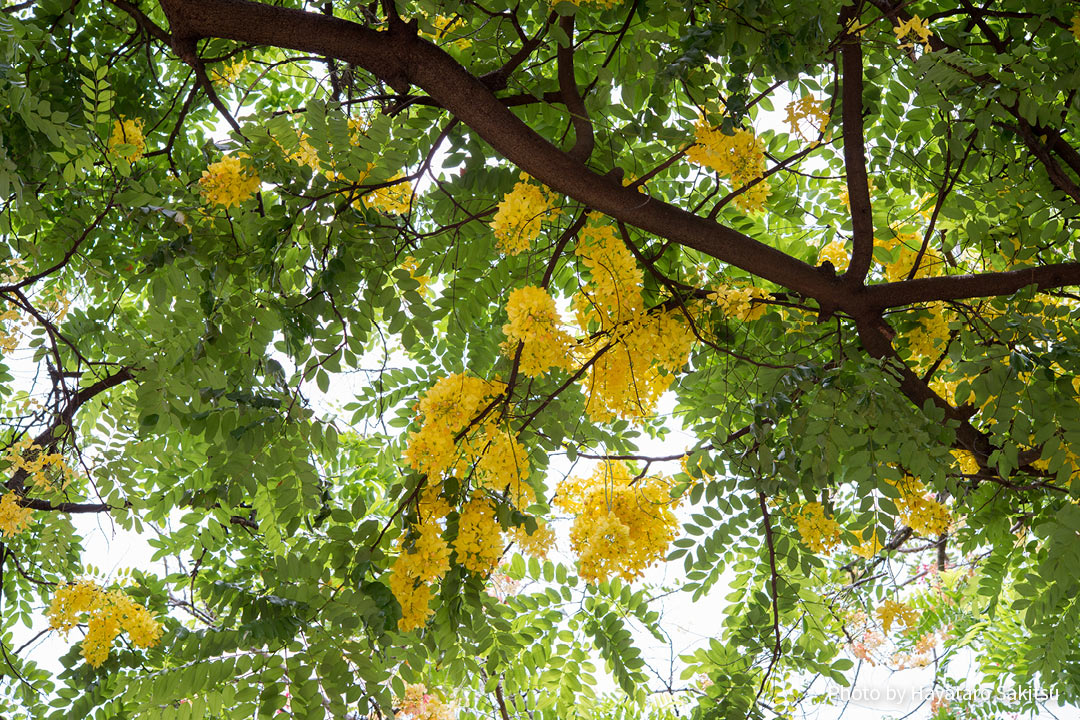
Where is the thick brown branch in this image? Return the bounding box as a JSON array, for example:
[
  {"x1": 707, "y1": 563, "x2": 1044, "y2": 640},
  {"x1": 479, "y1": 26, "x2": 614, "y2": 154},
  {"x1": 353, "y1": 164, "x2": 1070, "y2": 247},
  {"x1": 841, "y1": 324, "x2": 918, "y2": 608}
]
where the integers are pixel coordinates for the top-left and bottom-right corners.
[
  {"x1": 155, "y1": 0, "x2": 842, "y2": 302},
  {"x1": 838, "y1": 4, "x2": 874, "y2": 285},
  {"x1": 862, "y1": 263, "x2": 1080, "y2": 309},
  {"x1": 556, "y1": 14, "x2": 593, "y2": 163}
]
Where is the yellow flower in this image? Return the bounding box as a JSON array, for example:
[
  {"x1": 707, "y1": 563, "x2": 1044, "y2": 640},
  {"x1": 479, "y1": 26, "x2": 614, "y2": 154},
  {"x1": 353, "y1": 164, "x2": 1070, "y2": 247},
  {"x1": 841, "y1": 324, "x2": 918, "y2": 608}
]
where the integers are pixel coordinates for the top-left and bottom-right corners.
[
  {"x1": 556, "y1": 461, "x2": 680, "y2": 584},
  {"x1": 784, "y1": 95, "x2": 830, "y2": 141},
  {"x1": 792, "y1": 502, "x2": 841, "y2": 554},
  {"x1": 0, "y1": 493, "x2": 33, "y2": 537},
  {"x1": 47, "y1": 580, "x2": 162, "y2": 667},
  {"x1": 199, "y1": 155, "x2": 260, "y2": 207},
  {"x1": 502, "y1": 286, "x2": 574, "y2": 377},
  {"x1": 709, "y1": 282, "x2": 769, "y2": 321},
  {"x1": 453, "y1": 494, "x2": 504, "y2": 576},
  {"x1": 817, "y1": 240, "x2": 850, "y2": 273},
  {"x1": 686, "y1": 120, "x2": 770, "y2": 212},
  {"x1": 1072, "y1": 12, "x2": 1080, "y2": 42},
  {"x1": 894, "y1": 15, "x2": 932, "y2": 50},
  {"x1": 876, "y1": 599, "x2": 919, "y2": 634},
  {"x1": 491, "y1": 175, "x2": 558, "y2": 255},
  {"x1": 107, "y1": 117, "x2": 146, "y2": 163}
]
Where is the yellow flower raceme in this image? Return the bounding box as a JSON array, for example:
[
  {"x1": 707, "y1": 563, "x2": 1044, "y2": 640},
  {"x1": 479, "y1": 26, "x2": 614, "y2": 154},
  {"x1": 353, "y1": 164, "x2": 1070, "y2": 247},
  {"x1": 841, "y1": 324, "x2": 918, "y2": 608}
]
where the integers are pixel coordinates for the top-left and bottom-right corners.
[
  {"x1": 388, "y1": 516, "x2": 451, "y2": 632},
  {"x1": 710, "y1": 282, "x2": 769, "y2": 321},
  {"x1": 199, "y1": 155, "x2": 260, "y2": 207},
  {"x1": 817, "y1": 240, "x2": 850, "y2": 273},
  {"x1": 785, "y1": 95, "x2": 829, "y2": 141},
  {"x1": 491, "y1": 175, "x2": 558, "y2": 255},
  {"x1": 792, "y1": 502, "x2": 841, "y2": 554},
  {"x1": 399, "y1": 683, "x2": 456, "y2": 720},
  {"x1": 0, "y1": 493, "x2": 32, "y2": 537},
  {"x1": 556, "y1": 461, "x2": 680, "y2": 584},
  {"x1": 502, "y1": 286, "x2": 574, "y2": 377},
  {"x1": 3, "y1": 436, "x2": 76, "y2": 493},
  {"x1": 876, "y1": 599, "x2": 919, "y2": 634},
  {"x1": 508, "y1": 519, "x2": 555, "y2": 559},
  {"x1": 574, "y1": 221, "x2": 644, "y2": 326},
  {"x1": 894, "y1": 15, "x2": 932, "y2": 50},
  {"x1": 404, "y1": 374, "x2": 503, "y2": 479},
  {"x1": 47, "y1": 580, "x2": 162, "y2": 667},
  {"x1": 580, "y1": 308, "x2": 694, "y2": 422},
  {"x1": 107, "y1": 117, "x2": 146, "y2": 163},
  {"x1": 453, "y1": 494, "x2": 504, "y2": 576},
  {"x1": 903, "y1": 302, "x2": 951, "y2": 363},
  {"x1": 686, "y1": 120, "x2": 771, "y2": 212},
  {"x1": 890, "y1": 476, "x2": 951, "y2": 536}
]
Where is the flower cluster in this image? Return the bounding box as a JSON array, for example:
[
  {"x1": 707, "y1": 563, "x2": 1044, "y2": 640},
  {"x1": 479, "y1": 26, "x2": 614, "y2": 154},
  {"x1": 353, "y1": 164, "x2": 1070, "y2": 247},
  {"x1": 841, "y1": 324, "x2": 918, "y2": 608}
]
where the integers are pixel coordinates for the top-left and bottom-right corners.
[
  {"x1": 1072, "y1": 12, "x2": 1080, "y2": 42},
  {"x1": 876, "y1": 599, "x2": 919, "y2": 634},
  {"x1": 388, "y1": 509, "x2": 451, "y2": 632},
  {"x1": 903, "y1": 302, "x2": 951, "y2": 363},
  {"x1": 199, "y1": 155, "x2": 260, "y2": 207},
  {"x1": 491, "y1": 174, "x2": 558, "y2": 255},
  {"x1": 556, "y1": 461, "x2": 680, "y2": 584},
  {"x1": 893, "y1": 15, "x2": 932, "y2": 50},
  {"x1": 686, "y1": 120, "x2": 770, "y2": 212},
  {"x1": 572, "y1": 219, "x2": 693, "y2": 421},
  {"x1": 399, "y1": 256, "x2": 430, "y2": 296},
  {"x1": 950, "y1": 449, "x2": 979, "y2": 476},
  {"x1": 212, "y1": 57, "x2": 250, "y2": 86},
  {"x1": 107, "y1": 117, "x2": 146, "y2": 163},
  {"x1": 277, "y1": 130, "x2": 320, "y2": 171},
  {"x1": 574, "y1": 221, "x2": 643, "y2": 326},
  {"x1": 890, "y1": 476, "x2": 952, "y2": 537},
  {"x1": 453, "y1": 494, "x2": 504, "y2": 575},
  {"x1": 580, "y1": 309, "x2": 693, "y2": 422},
  {"x1": 0, "y1": 493, "x2": 33, "y2": 537},
  {"x1": 353, "y1": 163, "x2": 412, "y2": 215},
  {"x1": 404, "y1": 373, "x2": 503, "y2": 479},
  {"x1": 398, "y1": 683, "x2": 455, "y2": 720},
  {"x1": 792, "y1": 502, "x2": 841, "y2": 554},
  {"x1": 850, "y1": 529, "x2": 884, "y2": 559},
  {"x1": 709, "y1": 282, "x2": 769, "y2": 321},
  {"x1": 421, "y1": 15, "x2": 472, "y2": 50},
  {"x1": 47, "y1": 579, "x2": 162, "y2": 667},
  {"x1": 875, "y1": 233, "x2": 945, "y2": 282},
  {"x1": 508, "y1": 519, "x2": 555, "y2": 559},
  {"x1": 817, "y1": 240, "x2": 850, "y2": 273},
  {"x1": 3, "y1": 436, "x2": 76, "y2": 493},
  {"x1": 784, "y1": 95, "x2": 830, "y2": 141},
  {"x1": 502, "y1": 286, "x2": 574, "y2": 376}
]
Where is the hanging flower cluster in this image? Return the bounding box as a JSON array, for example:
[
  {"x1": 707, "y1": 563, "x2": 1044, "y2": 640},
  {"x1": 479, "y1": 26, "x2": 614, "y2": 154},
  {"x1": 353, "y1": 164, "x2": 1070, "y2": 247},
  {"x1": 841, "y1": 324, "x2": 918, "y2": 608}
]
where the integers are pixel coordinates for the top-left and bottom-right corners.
[
  {"x1": 199, "y1": 155, "x2": 260, "y2": 207},
  {"x1": 890, "y1": 476, "x2": 952, "y2": 537},
  {"x1": 709, "y1": 282, "x2": 770, "y2": 321},
  {"x1": 107, "y1": 117, "x2": 146, "y2": 163},
  {"x1": 47, "y1": 579, "x2": 162, "y2": 667},
  {"x1": 502, "y1": 286, "x2": 574, "y2": 377},
  {"x1": 791, "y1": 501, "x2": 841, "y2": 554},
  {"x1": 686, "y1": 120, "x2": 771, "y2": 212},
  {"x1": 490, "y1": 174, "x2": 559, "y2": 255},
  {"x1": 784, "y1": 95, "x2": 830, "y2": 141},
  {"x1": 0, "y1": 493, "x2": 33, "y2": 537},
  {"x1": 555, "y1": 460, "x2": 680, "y2": 584}
]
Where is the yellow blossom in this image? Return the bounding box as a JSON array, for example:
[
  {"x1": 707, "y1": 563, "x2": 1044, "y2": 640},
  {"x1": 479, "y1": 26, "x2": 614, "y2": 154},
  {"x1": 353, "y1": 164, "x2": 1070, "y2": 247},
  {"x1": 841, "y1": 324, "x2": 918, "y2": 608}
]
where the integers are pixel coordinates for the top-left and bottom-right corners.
[
  {"x1": 710, "y1": 282, "x2": 769, "y2": 321},
  {"x1": 817, "y1": 240, "x2": 850, "y2": 273},
  {"x1": 785, "y1": 95, "x2": 829, "y2": 141},
  {"x1": 0, "y1": 493, "x2": 33, "y2": 537},
  {"x1": 894, "y1": 15, "x2": 932, "y2": 50},
  {"x1": 491, "y1": 174, "x2": 558, "y2": 255},
  {"x1": 876, "y1": 599, "x2": 919, "y2": 634},
  {"x1": 46, "y1": 579, "x2": 162, "y2": 667},
  {"x1": 889, "y1": 476, "x2": 951, "y2": 537},
  {"x1": 502, "y1": 286, "x2": 574, "y2": 377},
  {"x1": 199, "y1": 155, "x2": 260, "y2": 207},
  {"x1": 556, "y1": 461, "x2": 680, "y2": 584},
  {"x1": 686, "y1": 120, "x2": 770, "y2": 213},
  {"x1": 453, "y1": 494, "x2": 504, "y2": 576},
  {"x1": 107, "y1": 117, "x2": 146, "y2": 163},
  {"x1": 509, "y1": 519, "x2": 555, "y2": 559},
  {"x1": 792, "y1": 502, "x2": 841, "y2": 554}
]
